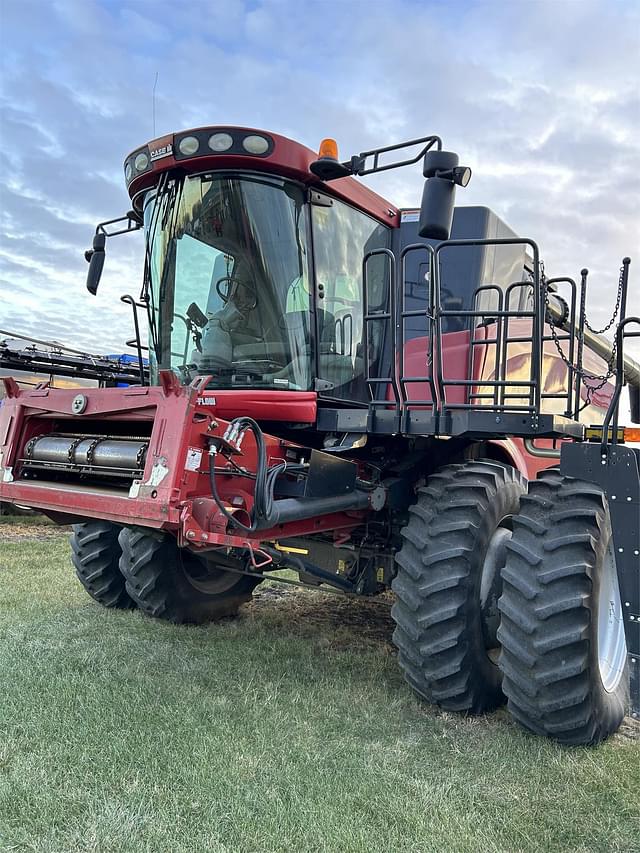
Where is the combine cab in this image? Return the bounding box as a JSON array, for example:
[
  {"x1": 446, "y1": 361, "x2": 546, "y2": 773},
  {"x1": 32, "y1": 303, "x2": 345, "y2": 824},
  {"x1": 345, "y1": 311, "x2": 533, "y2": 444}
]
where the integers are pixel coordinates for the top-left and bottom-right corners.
[{"x1": 1, "y1": 127, "x2": 638, "y2": 745}]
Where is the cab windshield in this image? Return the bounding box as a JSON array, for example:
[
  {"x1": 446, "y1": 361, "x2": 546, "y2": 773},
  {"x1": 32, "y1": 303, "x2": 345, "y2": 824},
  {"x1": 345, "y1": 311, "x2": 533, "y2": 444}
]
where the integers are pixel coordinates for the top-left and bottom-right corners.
[{"x1": 144, "y1": 173, "x2": 313, "y2": 389}]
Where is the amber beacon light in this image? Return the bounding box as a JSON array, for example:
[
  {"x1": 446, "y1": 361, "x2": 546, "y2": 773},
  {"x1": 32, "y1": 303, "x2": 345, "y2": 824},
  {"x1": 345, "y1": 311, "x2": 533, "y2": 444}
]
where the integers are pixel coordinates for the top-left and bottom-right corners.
[{"x1": 310, "y1": 137, "x2": 352, "y2": 180}]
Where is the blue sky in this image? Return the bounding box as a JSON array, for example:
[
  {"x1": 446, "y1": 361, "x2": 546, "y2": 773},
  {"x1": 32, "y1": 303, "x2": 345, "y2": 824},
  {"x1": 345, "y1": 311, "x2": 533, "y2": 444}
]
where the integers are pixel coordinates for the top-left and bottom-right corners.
[{"x1": 0, "y1": 0, "x2": 639, "y2": 358}]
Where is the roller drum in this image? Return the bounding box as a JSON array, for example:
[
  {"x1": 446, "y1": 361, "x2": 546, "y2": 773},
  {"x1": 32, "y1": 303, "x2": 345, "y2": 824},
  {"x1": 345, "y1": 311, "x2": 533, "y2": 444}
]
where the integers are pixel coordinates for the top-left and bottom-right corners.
[{"x1": 25, "y1": 434, "x2": 148, "y2": 473}]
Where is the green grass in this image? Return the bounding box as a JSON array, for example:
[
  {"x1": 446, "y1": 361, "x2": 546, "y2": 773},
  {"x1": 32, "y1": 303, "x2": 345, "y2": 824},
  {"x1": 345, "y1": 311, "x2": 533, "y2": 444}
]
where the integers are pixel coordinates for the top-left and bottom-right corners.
[{"x1": 0, "y1": 530, "x2": 638, "y2": 853}]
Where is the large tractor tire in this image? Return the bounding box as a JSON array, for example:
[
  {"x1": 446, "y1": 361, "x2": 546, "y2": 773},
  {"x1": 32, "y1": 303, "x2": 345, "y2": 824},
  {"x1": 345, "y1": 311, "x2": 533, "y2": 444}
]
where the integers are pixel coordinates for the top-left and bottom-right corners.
[
  {"x1": 498, "y1": 470, "x2": 628, "y2": 745},
  {"x1": 391, "y1": 460, "x2": 526, "y2": 714},
  {"x1": 118, "y1": 528, "x2": 262, "y2": 624},
  {"x1": 70, "y1": 520, "x2": 134, "y2": 609}
]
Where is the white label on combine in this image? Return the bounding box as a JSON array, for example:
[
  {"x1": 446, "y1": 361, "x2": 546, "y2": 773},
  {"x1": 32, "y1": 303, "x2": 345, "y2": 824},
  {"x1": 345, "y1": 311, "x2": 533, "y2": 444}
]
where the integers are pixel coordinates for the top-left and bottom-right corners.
[
  {"x1": 185, "y1": 447, "x2": 203, "y2": 472},
  {"x1": 150, "y1": 143, "x2": 173, "y2": 161},
  {"x1": 401, "y1": 211, "x2": 419, "y2": 222}
]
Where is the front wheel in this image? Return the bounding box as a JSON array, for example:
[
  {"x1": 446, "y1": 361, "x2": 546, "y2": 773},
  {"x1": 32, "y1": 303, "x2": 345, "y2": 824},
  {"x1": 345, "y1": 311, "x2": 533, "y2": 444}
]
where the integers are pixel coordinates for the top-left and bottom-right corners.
[
  {"x1": 498, "y1": 470, "x2": 629, "y2": 745},
  {"x1": 118, "y1": 528, "x2": 262, "y2": 624},
  {"x1": 70, "y1": 521, "x2": 134, "y2": 609}
]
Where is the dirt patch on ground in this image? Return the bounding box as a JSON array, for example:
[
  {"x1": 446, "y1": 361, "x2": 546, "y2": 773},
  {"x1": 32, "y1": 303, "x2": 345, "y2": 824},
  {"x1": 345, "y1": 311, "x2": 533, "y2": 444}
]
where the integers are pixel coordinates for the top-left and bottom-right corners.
[
  {"x1": 247, "y1": 583, "x2": 397, "y2": 651},
  {"x1": 0, "y1": 516, "x2": 70, "y2": 543},
  {"x1": 616, "y1": 717, "x2": 640, "y2": 741}
]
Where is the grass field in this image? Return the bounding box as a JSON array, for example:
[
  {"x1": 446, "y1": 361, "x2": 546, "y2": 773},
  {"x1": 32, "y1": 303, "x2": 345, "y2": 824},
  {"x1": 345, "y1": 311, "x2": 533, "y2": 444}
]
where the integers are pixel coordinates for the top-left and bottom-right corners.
[{"x1": 0, "y1": 519, "x2": 638, "y2": 853}]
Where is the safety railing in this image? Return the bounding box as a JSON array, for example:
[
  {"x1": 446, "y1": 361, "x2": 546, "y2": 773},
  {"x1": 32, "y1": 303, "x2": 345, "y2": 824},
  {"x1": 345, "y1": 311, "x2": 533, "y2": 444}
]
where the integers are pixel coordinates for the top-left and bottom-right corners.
[
  {"x1": 601, "y1": 317, "x2": 640, "y2": 449},
  {"x1": 432, "y1": 238, "x2": 543, "y2": 415},
  {"x1": 362, "y1": 238, "x2": 631, "y2": 436},
  {"x1": 399, "y1": 243, "x2": 437, "y2": 412},
  {"x1": 362, "y1": 248, "x2": 401, "y2": 424}
]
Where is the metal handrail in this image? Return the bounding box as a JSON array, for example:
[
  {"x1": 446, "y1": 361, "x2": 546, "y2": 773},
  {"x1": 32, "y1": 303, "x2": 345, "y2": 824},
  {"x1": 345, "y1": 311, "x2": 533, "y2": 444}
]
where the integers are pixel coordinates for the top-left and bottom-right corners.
[
  {"x1": 399, "y1": 243, "x2": 437, "y2": 413},
  {"x1": 120, "y1": 294, "x2": 147, "y2": 385},
  {"x1": 433, "y1": 238, "x2": 542, "y2": 415},
  {"x1": 601, "y1": 317, "x2": 640, "y2": 451},
  {"x1": 362, "y1": 248, "x2": 400, "y2": 416}
]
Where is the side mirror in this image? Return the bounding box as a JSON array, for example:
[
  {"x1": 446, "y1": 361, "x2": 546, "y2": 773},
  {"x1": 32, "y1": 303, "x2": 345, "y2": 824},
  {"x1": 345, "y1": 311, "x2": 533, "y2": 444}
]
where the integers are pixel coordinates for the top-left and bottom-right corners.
[
  {"x1": 418, "y1": 150, "x2": 472, "y2": 241},
  {"x1": 418, "y1": 177, "x2": 456, "y2": 241},
  {"x1": 85, "y1": 232, "x2": 106, "y2": 295}
]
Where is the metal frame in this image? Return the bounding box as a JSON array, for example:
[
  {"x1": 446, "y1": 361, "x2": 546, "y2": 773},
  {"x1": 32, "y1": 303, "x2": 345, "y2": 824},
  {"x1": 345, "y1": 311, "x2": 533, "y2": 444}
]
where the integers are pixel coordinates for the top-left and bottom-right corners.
[
  {"x1": 347, "y1": 135, "x2": 442, "y2": 177},
  {"x1": 359, "y1": 236, "x2": 590, "y2": 437},
  {"x1": 601, "y1": 317, "x2": 640, "y2": 450}
]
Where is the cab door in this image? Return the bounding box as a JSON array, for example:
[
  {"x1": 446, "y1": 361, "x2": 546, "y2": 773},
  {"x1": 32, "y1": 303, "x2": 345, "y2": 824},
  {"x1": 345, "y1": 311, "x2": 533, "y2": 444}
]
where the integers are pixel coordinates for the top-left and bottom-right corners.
[{"x1": 310, "y1": 194, "x2": 391, "y2": 403}]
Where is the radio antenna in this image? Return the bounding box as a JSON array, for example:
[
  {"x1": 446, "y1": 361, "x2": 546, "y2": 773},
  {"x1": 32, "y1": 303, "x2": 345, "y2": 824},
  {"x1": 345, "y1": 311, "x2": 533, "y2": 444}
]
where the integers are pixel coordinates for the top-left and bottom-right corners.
[{"x1": 152, "y1": 71, "x2": 159, "y2": 136}]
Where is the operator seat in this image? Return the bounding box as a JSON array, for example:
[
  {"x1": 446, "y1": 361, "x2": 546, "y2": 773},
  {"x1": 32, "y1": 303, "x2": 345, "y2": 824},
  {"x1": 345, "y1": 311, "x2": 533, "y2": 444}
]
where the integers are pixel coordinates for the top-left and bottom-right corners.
[{"x1": 232, "y1": 309, "x2": 355, "y2": 389}]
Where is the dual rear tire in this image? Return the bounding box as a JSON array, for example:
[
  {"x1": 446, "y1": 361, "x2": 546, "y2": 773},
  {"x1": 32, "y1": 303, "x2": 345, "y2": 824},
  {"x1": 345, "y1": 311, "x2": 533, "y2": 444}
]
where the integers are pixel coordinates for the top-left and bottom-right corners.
[
  {"x1": 497, "y1": 470, "x2": 628, "y2": 745},
  {"x1": 391, "y1": 461, "x2": 629, "y2": 745},
  {"x1": 71, "y1": 523, "x2": 258, "y2": 623}
]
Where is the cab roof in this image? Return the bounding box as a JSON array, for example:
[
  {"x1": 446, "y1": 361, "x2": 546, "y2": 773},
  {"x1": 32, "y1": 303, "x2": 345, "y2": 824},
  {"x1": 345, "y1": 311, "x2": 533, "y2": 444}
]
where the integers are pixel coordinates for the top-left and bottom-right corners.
[{"x1": 124, "y1": 126, "x2": 400, "y2": 227}]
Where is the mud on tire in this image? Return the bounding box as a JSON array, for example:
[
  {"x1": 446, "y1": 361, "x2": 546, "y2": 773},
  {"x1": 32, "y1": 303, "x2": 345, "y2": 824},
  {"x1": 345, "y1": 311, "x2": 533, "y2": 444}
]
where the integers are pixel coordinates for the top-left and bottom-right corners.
[
  {"x1": 391, "y1": 460, "x2": 526, "y2": 714},
  {"x1": 498, "y1": 470, "x2": 629, "y2": 746},
  {"x1": 71, "y1": 520, "x2": 134, "y2": 609},
  {"x1": 118, "y1": 528, "x2": 262, "y2": 624}
]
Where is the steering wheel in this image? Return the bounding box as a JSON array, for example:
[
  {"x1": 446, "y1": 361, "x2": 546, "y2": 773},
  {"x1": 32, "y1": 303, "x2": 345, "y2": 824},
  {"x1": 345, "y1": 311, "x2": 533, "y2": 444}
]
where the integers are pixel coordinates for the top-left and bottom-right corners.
[{"x1": 215, "y1": 276, "x2": 257, "y2": 310}]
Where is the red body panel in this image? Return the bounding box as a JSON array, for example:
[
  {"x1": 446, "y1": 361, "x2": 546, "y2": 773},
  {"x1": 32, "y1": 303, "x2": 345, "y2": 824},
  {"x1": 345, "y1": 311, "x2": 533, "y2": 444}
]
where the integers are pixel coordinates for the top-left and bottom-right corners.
[
  {"x1": 402, "y1": 329, "x2": 477, "y2": 406},
  {"x1": 209, "y1": 390, "x2": 317, "y2": 423}
]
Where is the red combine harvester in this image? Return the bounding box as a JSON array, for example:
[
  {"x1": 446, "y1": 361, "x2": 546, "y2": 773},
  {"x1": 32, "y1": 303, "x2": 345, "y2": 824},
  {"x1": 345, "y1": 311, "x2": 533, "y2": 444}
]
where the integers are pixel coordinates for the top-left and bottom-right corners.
[{"x1": 1, "y1": 127, "x2": 638, "y2": 744}]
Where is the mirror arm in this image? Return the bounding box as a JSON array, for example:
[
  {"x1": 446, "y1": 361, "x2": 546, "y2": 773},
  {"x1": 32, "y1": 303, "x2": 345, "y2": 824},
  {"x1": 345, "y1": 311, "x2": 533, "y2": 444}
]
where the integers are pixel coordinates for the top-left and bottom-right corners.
[
  {"x1": 349, "y1": 135, "x2": 443, "y2": 177},
  {"x1": 84, "y1": 211, "x2": 142, "y2": 294},
  {"x1": 97, "y1": 210, "x2": 143, "y2": 237}
]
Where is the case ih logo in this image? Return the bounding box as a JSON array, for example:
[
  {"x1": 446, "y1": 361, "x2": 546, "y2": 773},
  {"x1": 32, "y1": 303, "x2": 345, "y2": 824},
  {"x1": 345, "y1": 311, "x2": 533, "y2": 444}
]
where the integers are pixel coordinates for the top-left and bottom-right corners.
[{"x1": 150, "y1": 142, "x2": 173, "y2": 161}]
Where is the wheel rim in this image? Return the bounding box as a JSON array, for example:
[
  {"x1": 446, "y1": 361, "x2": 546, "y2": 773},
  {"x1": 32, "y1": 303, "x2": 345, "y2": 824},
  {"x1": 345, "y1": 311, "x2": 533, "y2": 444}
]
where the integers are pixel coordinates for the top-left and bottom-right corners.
[
  {"x1": 480, "y1": 524, "x2": 512, "y2": 663},
  {"x1": 597, "y1": 541, "x2": 627, "y2": 693},
  {"x1": 179, "y1": 550, "x2": 244, "y2": 595}
]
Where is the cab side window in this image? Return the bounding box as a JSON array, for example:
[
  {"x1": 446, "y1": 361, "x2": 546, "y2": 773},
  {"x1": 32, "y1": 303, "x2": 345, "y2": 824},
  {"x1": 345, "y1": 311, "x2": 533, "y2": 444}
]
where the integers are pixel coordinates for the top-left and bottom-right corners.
[{"x1": 311, "y1": 200, "x2": 390, "y2": 402}]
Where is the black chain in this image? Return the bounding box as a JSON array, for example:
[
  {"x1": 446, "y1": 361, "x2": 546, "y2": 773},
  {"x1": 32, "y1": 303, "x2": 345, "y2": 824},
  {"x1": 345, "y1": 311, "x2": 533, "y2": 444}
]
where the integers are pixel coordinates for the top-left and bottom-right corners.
[
  {"x1": 584, "y1": 262, "x2": 625, "y2": 334},
  {"x1": 542, "y1": 266, "x2": 617, "y2": 410}
]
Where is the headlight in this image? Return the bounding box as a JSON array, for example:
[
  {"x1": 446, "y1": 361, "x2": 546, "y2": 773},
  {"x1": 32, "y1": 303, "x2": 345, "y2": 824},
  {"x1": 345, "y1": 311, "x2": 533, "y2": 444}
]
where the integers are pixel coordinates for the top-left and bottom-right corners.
[
  {"x1": 125, "y1": 162, "x2": 133, "y2": 182},
  {"x1": 208, "y1": 132, "x2": 233, "y2": 152},
  {"x1": 134, "y1": 152, "x2": 149, "y2": 171},
  {"x1": 178, "y1": 136, "x2": 200, "y2": 156},
  {"x1": 242, "y1": 135, "x2": 269, "y2": 155}
]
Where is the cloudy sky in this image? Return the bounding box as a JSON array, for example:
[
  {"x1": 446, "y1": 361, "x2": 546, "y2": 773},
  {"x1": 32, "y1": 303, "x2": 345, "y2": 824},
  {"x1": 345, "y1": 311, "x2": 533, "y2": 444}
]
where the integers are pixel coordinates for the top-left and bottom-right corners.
[{"x1": 1, "y1": 0, "x2": 639, "y2": 363}]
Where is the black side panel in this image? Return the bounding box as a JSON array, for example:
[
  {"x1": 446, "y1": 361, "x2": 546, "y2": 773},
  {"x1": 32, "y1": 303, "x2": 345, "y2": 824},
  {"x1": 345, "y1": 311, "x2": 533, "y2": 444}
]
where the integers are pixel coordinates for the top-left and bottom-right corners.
[
  {"x1": 304, "y1": 449, "x2": 357, "y2": 498},
  {"x1": 397, "y1": 206, "x2": 525, "y2": 337}
]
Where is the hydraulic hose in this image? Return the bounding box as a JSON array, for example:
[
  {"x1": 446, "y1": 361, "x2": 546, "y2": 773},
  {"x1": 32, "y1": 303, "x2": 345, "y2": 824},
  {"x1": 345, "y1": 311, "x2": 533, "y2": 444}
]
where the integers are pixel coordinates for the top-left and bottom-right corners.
[
  {"x1": 208, "y1": 417, "x2": 306, "y2": 533},
  {"x1": 208, "y1": 416, "x2": 372, "y2": 534},
  {"x1": 208, "y1": 416, "x2": 267, "y2": 533}
]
